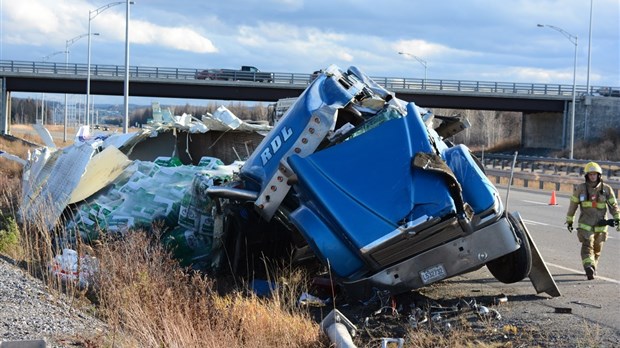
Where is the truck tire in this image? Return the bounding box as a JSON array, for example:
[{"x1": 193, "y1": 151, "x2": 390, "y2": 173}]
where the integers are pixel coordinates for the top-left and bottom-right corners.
[{"x1": 486, "y1": 212, "x2": 532, "y2": 283}]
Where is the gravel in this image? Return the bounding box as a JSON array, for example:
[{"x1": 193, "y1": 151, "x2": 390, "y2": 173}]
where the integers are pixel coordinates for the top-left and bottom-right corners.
[{"x1": 0, "y1": 256, "x2": 106, "y2": 347}]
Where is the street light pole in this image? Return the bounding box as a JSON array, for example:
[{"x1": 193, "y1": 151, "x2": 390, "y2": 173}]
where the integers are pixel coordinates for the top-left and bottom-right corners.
[
  {"x1": 586, "y1": 0, "x2": 593, "y2": 95},
  {"x1": 64, "y1": 33, "x2": 96, "y2": 142},
  {"x1": 398, "y1": 51, "x2": 428, "y2": 84},
  {"x1": 537, "y1": 24, "x2": 578, "y2": 160},
  {"x1": 86, "y1": 1, "x2": 130, "y2": 131},
  {"x1": 123, "y1": 0, "x2": 131, "y2": 134},
  {"x1": 584, "y1": 0, "x2": 593, "y2": 138}
]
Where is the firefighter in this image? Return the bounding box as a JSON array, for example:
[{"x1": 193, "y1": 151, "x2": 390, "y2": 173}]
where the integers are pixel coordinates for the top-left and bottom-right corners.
[{"x1": 566, "y1": 162, "x2": 620, "y2": 280}]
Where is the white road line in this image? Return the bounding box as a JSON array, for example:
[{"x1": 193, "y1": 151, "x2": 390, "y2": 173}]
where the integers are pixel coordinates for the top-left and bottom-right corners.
[
  {"x1": 546, "y1": 262, "x2": 620, "y2": 285},
  {"x1": 522, "y1": 220, "x2": 618, "y2": 239},
  {"x1": 522, "y1": 219, "x2": 549, "y2": 226},
  {"x1": 522, "y1": 200, "x2": 549, "y2": 206}
]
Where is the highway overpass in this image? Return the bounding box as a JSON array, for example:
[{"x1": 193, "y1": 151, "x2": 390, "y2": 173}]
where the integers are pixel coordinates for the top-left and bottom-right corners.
[{"x1": 1, "y1": 60, "x2": 619, "y2": 151}]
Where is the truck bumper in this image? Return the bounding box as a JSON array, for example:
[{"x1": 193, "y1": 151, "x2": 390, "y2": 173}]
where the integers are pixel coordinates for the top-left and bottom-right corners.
[{"x1": 341, "y1": 216, "x2": 519, "y2": 298}]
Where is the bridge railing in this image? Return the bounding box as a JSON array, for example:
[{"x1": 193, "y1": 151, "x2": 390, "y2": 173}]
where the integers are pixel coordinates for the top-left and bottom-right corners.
[
  {"x1": 1, "y1": 59, "x2": 614, "y2": 98},
  {"x1": 373, "y1": 76, "x2": 584, "y2": 97}
]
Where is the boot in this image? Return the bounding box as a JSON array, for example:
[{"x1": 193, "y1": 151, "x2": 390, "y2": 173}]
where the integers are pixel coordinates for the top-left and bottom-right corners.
[{"x1": 585, "y1": 266, "x2": 595, "y2": 280}]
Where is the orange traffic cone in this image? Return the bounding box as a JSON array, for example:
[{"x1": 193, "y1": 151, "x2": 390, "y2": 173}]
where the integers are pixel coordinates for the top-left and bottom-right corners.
[{"x1": 549, "y1": 191, "x2": 558, "y2": 205}]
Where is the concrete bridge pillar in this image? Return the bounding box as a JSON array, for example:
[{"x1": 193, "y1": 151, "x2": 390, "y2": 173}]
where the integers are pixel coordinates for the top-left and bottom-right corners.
[
  {"x1": 1, "y1": 77, "x2": 9, "y2": 135},
  {"x1": 522, "y1": 97, "x2": 619, "y2": 152},
  {"x1": 522, "y1": 111, "x2": 565, "y2": 150}
]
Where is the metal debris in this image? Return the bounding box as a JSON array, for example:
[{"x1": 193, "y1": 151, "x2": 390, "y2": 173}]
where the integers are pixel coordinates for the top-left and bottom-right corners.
[
  {"x1": 320, "y1": 309, "x2": 357, "y2": 348},
  {"x1": 380, "y1": 337, "x2": 404, "y2": 348}
]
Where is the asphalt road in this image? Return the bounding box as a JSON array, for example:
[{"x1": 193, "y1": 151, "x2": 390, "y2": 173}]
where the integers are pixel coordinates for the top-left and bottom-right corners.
[
  {"x1": 505, "y1": 187, "x2": 619, "y2": 326},
  {"x1": 420, "y1": 185, "x2": 620, "y2": 343}
]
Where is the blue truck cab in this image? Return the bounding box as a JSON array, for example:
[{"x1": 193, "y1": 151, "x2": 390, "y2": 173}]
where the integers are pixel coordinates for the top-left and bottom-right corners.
[{"x1": 208, "y1": 65, "x2": 559, "y2": 299}]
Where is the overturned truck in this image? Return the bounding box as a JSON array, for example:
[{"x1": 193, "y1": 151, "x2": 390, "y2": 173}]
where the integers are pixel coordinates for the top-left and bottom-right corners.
[{"x1": 208, "y1": 65, "x2": 559, "y2": 299}]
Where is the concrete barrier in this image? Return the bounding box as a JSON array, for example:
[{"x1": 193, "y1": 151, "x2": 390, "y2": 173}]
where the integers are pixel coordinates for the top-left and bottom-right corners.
[{"x1": 485, "y1": 169, "x2": 620, "y2": 197}]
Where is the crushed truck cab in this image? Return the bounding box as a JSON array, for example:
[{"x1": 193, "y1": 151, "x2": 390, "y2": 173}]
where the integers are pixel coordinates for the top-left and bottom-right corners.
[{"x1": 208, "y1": 65, "x2": 559, "y2": 298}]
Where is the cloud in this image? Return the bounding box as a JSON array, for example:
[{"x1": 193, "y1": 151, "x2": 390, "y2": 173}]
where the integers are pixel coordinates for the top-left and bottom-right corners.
[
  {"x1": 395, "y1": 39, "x2": 475, "y2": 60},
  {"x1": 2, "y1": 0, "x2": 618, "y2": 87},
  {"x1": 131, "y1": 21, "x2": 218, "y2": 53},
  {"x1": 84, "y1": 10, "x2": 218, "y2": 53},
  {"x1": 270, "y1": 0, "x2": 304, "y2": 11},
  {"x1": 3, "y1": 0, "x2": 217, "y2": 53},
  {"x1": 3, "y1": 0, "x2": 87, "y2": 45}
]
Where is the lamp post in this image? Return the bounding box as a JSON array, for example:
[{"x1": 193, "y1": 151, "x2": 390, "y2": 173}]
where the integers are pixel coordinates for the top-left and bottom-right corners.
[
  {"x1": 584, "y1": 0, "x2": 593, "y2": 138},
  {"x1": 398, "y1": 51, "x2": 428, "y2": 85},
  {"x1": 123, "y1": 0, "x2": 131, "y2": 134},
  {"x1": 65, "y1": 33, "x2": 97, "y2": 142},
  {"x1": 586, "y1": 0, "x2": 593, "y2": 96},
  {"x1": 537, "y1": 24, "x2": 578, "y2": 160},
  {"x1": 86, "y1": 1, "x2": 132, "y2": 130}
]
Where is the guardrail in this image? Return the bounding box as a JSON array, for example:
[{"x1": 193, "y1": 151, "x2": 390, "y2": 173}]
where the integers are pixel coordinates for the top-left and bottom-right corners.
[
  {"x1": 2, "y1": 59, "x2": 616, "y2": 98},
  {"x1": 479, "y1": 154, "x2": 620, "y2": 180},
  {"x1": 485, "y1": 169, "x2": 620, "y2": 197},
  {"x1": 481, "y1": 154, "x2": 620, "y2": 197}
]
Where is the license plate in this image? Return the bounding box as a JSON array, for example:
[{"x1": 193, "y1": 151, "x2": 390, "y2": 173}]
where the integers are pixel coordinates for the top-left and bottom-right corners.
[{"x1": 420, "y1": 264, "x2": 447, "y2": 284}]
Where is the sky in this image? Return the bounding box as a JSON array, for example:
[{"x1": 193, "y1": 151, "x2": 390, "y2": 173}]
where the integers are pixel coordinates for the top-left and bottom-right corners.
[{"x1": 1, "y1": 0, "x2": 619, "y2": 107}]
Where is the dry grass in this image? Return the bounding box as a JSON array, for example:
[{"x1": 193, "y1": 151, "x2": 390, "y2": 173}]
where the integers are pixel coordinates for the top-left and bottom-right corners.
[
  {"x1": 0, "y1": 137, "x2": 30, "y2": 180},
  {"x1": 565, "y1": 128, "x2": 620, "y2": 161},
  {"x1": 9, "y1": 124, "x2": 76, "y2": 148},
  {"x1": 0, "y1": 137, "x2": 32, "y2": 265},
  {"x1": 93, "y1": 229, "x2": 323, "y2": 347}
]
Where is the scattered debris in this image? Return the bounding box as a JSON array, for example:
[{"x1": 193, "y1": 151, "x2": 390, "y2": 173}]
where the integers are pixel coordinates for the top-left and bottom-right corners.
[
  {"x1": 48, "y1": 248, "x2": 97, "y2": 287},
  {"x1": 380, "y1": 337, "x2": 404, "y2": 348},
  {"x1": 320, "y1": 309, "x2": 357, "y2": 348},
  {"x1": 495, "y1": 294, "x2": 508, "y2": 305},
  {"x1": 250, "y1": 279, "x2": 277, "y2": 297},
  {"x1": 298, "y1": 292, "x2": 328, "y2": 307}
]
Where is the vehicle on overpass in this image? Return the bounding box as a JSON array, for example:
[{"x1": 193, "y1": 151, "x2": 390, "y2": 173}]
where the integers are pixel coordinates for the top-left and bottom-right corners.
[
  {"x1": 207, "y1": 65, "x2": 559, "y2": 299},
  {"x1": 195, "y1": 65, "x2": 273, "y2": 82},
  {"x1": 597, "y1": 87, "x2": 620, "y2": 97}
]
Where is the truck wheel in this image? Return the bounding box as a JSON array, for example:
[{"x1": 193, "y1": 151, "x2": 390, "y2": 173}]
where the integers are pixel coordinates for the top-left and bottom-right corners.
[{"x1": 486, "y1": 212, "x2": 532, "y2": 283}]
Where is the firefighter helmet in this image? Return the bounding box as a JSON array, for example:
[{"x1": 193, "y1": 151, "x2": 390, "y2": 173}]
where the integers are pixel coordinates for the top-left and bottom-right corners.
[{"x1": 584, "y1": 162, "x2": 602, "y2": 175}]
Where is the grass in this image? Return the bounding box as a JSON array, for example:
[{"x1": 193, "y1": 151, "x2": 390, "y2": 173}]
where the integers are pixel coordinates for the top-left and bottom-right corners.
[
  {"x1": 93, "y1": 230, "x2": 323, "y2": 347},
  {"x1": 0, "y1": 214, "x2": 19, "y2": 254}
]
